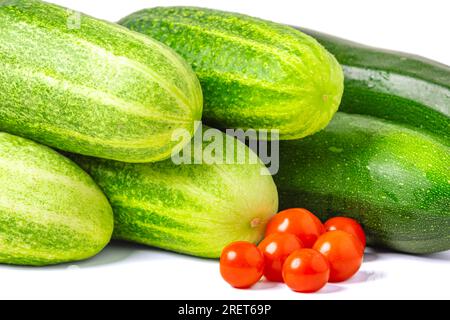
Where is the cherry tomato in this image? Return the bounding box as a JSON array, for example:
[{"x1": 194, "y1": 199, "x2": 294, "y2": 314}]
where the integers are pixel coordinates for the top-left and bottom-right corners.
[
  {"x1": 324, "y1": 217, "x2": 366, "y2": 247},
  {"x1": 282, "y1": 249, "x2": 330, "y2": 293},
  {"x1": 265, "y1": 208, "x2": 325, "y2": 247},
  {"x1": 220, "y1": 241, "x2": 264, "y2": 288},
  {"x1": 258, "y1": 233, "x2": 303, "y2": 282},
  {"x1": 313, "y1": 231, "x2": 364, "y2": 282}
]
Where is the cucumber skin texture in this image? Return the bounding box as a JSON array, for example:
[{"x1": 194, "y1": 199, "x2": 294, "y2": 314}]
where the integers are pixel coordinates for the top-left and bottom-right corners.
[
  {"x1": 120, "y1": 7, "x2": 344, "y2": 140},
  {"x1": 0, "y1": 0, "x2": 202, "y2": 163},
  {"x1": 297, "y1": 27, "x2": 450, "y2": 144},
  {"x1": 0, "y1": 132, "x2": 114, "y2": 266},
  {"x1": 275, "y1": 113, "x2": 450, "y2": 254},
  {"x1": 70, "y1": 129, "x2": 279, "y2": 258}
]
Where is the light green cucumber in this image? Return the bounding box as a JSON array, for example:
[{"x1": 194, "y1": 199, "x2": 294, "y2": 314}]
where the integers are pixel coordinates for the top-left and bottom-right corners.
[
  {"x1": 70, "y1": 128, "x2": 278, "y2": 258},
  {"x1": 0, "y1": 0, "x2": 202, "y2": 163},
  {"x1": 119, "y1": 6, "x2": 343, "y2": 140},
  {"x1": 0, "y1": 132, "x2": 114, "y2": 266}
]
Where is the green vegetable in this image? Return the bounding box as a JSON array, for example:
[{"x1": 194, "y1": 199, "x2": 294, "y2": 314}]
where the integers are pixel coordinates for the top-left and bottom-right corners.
[
  {"x1": 297, "y1": 27, "x2": 450, "y2": 145},
  {"x1": 70, "y1": 128, "x2": 279, "y2": 258},
  {"x1": 0, "y1": 0, "x2": 202, "y2": 163},
  {"x1": 0, "y1": 132, "x2": 113, "y2": 266},
  {"x1": 275, "y1": 113, "x2": 450, "y2": 254},
  {"x1": 120, "y1": 7, "x2": 343, "y2": 140}
]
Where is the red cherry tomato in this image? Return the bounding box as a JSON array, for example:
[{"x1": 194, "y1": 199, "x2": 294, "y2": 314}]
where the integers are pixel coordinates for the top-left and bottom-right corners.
[
  {"x1": 324, "y1": 217, "x2": 366, "y2": 247},
  {"x1": 265, "y1": 208, "x2": 325, "y2": 247},
  {"x1": 220, "y1": 241, "x2": 264, "y2": 288},
  {"x1": 313, "y1": 231, "x2": 364, "y2": 282},
  {"x1": 258, "y1": 233, "x2": 303, "y2": 282},
  {"x1": 282, "y1": 249, "x2": 330, "y2": 293}
]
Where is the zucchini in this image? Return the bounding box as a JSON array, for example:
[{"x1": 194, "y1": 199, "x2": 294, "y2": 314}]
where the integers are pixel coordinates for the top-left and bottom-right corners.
[
  {"x1": 119, "y1": 7, "x2": 344, "y2": 140},
  {"x1": 70, "y1": 128, "x2": 278, "y2": 258},
  {"x1": 275, "y1": 113, "x2": 450, "y2": 254},
  {"x1": 297, "y1": 27, "x2": 450, "y2": 144},
  {"x1": 0, "y1": 0, "x2": 202, "y2": 163},
  {"x1": 0, "y1": 132, "x2": 113, "y2": 266}
]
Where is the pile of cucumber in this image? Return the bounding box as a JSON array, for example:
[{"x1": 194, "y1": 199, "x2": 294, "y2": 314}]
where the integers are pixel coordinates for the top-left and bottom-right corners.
[{"x1": 0, "y1": 1, "x2": 448, "y2": 266}]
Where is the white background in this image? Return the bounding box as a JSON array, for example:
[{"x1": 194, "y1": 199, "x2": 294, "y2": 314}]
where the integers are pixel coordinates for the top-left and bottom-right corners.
[
  {"x1": 49, "y1": 0, "x2": 450, "y2": 65},
  {"x1": 1, "y1": 243, "x2": 449, "y2": 300},
  {"x1": 1, "y1": 0, "x2": 449, "y2": 300}
]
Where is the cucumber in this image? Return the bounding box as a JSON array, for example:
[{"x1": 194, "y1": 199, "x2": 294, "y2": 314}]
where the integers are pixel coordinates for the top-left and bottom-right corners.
[
  {"x1": 0, "y1": 0, "x2": 202, "y2": 163},
  {"x1": 275, "y1": 113, "x2": 450, "y2": 254},
  {"x1": 119, "y1": 7, "x2": 344, "y2": 140},
  {"x1": 0, "y1": 132, "x2": 113, "y2": 266},
  {"x1": 296, "y1": 27, "x2": 450, "y2": 144},
  {"x1": 70, "y1": 128, "x2": 278, "y2": 258}
]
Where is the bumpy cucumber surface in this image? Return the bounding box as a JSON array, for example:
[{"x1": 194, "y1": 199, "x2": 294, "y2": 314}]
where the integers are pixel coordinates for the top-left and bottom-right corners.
[
  {"x1": 120, "y1": 7, "x2": 343, "y2": 140},
  {"x1": 0, "y1": 132, "x2": 113, "y2": 266},
  {"x1": 275, "y1": 113, "x2": 450, "y2": 254},
  {"x1": 0, "y1": 0, "x2": 202, "y2": 162},
  {"x1": 298, "y1": 27, "x2": 450, "y2": 144},
  {"x1": 71, "y1": 128, "x2": 279, "y2": 258}
]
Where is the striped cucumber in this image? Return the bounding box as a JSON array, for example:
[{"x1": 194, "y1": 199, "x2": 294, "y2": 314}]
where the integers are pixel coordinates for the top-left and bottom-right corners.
[
  {"x1": 275, "y1": 113, "x2": 450, "y2": 254},
  {"x1": 119, "y1": 7, "x2": 343, "y2": 140},
  {"x1": 70, "y1": 128, "x2": 278, "y2": 258},
  {"x1": 297, "y1": 27, "x2": 450, "y2": 144},
  {"x1": 0, "y1": 0, "x2": 202, "y2": 163},
  {"x1": 0, "y1": 132, "x2": 113, "y2": 266}
]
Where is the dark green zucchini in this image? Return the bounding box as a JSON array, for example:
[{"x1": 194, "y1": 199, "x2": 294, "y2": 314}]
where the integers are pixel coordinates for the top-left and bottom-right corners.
[
  {"x1": 274, "y1": 112, "x2": 450, "y2": 254},
  {"x1": 297, "y1": 27, "x2": 450, "y2": 145}
]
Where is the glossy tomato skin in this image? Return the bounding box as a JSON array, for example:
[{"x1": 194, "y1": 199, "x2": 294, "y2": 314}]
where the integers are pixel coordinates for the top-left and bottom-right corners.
[
  {"x1": 220, "y1": 241, "x2": 264, "y2": 289},
  {"x1": 282, "y1": 249, "x2": 330, "y2": 293},
  {"x1": 313, "y1": 231, "x2": 364, "y2": 283},
  {"x1": 324, "y1": 217, "x2": 366, "y2": 247},
  {"x1": 258, "y1": 233, "x2": 303, "y2": 282},
  {"x1": 265, "y1": 208, "x2": 325, "y2": 247}
]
